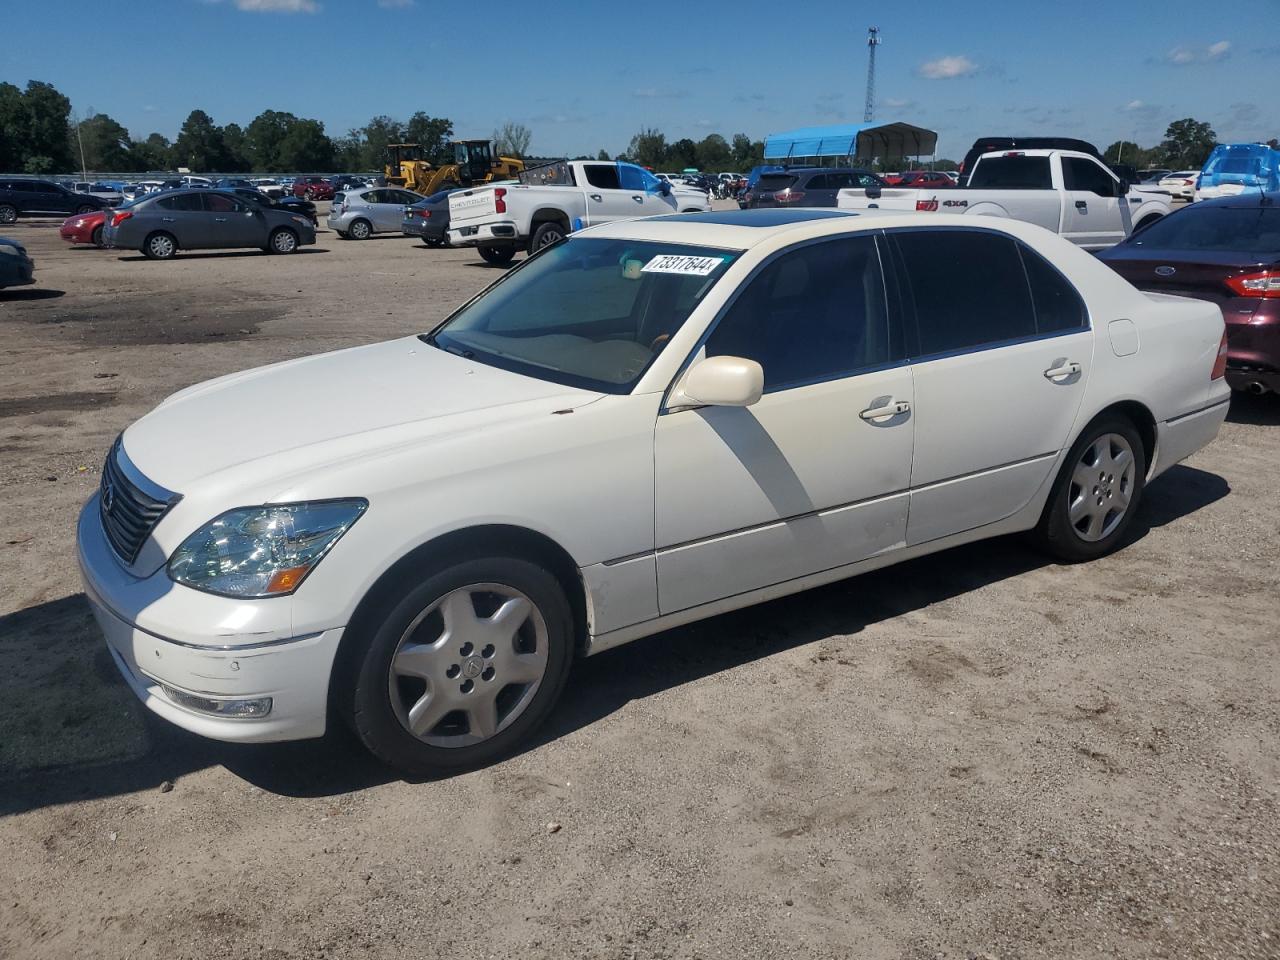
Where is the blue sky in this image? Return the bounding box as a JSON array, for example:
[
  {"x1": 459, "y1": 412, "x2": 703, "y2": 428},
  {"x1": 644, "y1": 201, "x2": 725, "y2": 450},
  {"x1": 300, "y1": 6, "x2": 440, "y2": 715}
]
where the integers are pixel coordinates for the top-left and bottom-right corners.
[{"x1": 3, "y1": 0, "x2": 1276, "y2": 160}]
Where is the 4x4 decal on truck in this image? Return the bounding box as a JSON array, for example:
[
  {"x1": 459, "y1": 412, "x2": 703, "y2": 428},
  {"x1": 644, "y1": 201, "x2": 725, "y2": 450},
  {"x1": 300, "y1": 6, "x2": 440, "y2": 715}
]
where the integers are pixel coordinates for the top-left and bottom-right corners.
[{"x1": 943, "y1": 199, "x2": 968, "y2": 207}]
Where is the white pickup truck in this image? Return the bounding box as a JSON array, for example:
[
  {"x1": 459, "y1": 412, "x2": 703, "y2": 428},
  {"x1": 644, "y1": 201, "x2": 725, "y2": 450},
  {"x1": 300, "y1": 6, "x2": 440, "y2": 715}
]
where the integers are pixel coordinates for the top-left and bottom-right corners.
[
  {"x1": 838, "y1": 149, "x2": 1172, "y2": 250},
  {"x1": 449, "y1": 160, "x2": 706, "y2": 265}
]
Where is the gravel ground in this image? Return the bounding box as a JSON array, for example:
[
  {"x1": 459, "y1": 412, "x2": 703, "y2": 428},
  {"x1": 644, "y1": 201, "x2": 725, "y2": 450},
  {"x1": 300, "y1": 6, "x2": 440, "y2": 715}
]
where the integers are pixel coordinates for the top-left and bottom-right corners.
[{"x1": 1, "y1": 208, "x2": 1277, "y2": 960}]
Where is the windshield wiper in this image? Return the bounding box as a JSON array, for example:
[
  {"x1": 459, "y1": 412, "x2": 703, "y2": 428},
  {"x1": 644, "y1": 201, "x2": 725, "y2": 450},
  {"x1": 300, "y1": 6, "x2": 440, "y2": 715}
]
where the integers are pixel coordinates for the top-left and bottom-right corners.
[{"x1": 419, "y1": 332, "x2": 473, "y2": 359}]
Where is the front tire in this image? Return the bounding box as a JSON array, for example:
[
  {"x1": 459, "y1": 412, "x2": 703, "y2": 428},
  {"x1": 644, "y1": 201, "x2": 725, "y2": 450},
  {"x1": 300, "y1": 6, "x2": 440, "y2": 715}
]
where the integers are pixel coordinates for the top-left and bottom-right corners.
[
  {"x1": 268, "y1": 227, "x2": 299, "y2": 254},
  {"x1": 91, "y1": 225, "x2": 103, "y2": 248},
  {"x1": 1035, "y1": 416, "x2": 1146, "y2": 562},
  {"x1": 477, "y1": 244, "x2": 516, "y2": 266},
  {"x1": 142, "y1": 231, "x2": 177, "y2": 260},
  {"x1": 346, "y1": 556, "x2": 574, "y2": 775}
]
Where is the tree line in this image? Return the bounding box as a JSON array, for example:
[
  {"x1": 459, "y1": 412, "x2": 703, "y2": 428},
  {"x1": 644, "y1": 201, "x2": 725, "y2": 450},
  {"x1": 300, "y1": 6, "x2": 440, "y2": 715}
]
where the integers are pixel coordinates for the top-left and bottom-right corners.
[{"x1": 1105, "y1": 118, "x2": 1277, "y2": 171}]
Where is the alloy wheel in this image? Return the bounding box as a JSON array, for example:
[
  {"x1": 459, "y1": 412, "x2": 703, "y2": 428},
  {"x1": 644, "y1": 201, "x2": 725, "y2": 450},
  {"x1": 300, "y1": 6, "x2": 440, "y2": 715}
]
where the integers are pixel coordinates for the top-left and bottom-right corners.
[
  {"x1": 148, "y1": 234, "x2": 175, "y2": 259},
  {"x1": 1067, "y1": 433, "x2": 1136, "y2": 542},
  {"x1": 272, "y1": 229, "x2": 297, "y2": 253},
  {"x1": 387, "y1": 583, "x2": 550, "y2": 748},
  {"x1": 0, "y1": 205, "x2": 16, "y2": 224}
]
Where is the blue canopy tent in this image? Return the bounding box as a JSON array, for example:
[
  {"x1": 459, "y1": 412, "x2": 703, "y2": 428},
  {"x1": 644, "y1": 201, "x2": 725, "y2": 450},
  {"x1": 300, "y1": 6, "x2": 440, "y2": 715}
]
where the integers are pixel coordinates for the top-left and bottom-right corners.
[{"x1": 763, "y1": 121, "x2": 938, "y2": 163}]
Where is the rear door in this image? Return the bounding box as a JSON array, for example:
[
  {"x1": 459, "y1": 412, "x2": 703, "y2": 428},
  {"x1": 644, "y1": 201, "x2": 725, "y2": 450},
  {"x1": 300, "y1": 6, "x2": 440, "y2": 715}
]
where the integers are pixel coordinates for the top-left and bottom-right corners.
[
  {"x1": 886, "y1": 227, "x2": 1093, "y2": 545},
  {"x1": 1061, "y1": 156, "x2": 1128, "y2": 248},
  {"x1": 151, "y1": 192, "x2": 207, "y2": 247}
]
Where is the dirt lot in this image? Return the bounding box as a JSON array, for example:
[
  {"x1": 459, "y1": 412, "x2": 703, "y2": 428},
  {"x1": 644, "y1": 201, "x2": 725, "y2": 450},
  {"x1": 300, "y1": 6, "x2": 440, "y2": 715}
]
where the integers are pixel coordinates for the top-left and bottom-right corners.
[{"x1": 1, "y1": 210, "x2": 1277, "y2": 960}]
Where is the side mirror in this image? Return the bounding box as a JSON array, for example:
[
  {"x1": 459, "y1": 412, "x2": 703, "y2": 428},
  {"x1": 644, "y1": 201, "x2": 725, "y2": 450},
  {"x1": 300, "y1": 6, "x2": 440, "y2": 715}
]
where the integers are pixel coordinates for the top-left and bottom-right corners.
[
  {"x1": 1117, "y1": 179, "x2": 1130, "y2": 196},
  {"x1": 679, "y1": 355, "x2": 764, "y2": 408}
]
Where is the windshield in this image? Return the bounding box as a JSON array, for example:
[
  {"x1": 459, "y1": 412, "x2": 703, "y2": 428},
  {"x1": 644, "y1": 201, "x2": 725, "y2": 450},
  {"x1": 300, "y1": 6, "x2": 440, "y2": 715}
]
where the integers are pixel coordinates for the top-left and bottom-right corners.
[
  {"x1": 1130, "y1": 206, "x2": 1280, "y2": 255},
  {"x1": 428, "y1": 237, "x2": 741, "y2": 393}
]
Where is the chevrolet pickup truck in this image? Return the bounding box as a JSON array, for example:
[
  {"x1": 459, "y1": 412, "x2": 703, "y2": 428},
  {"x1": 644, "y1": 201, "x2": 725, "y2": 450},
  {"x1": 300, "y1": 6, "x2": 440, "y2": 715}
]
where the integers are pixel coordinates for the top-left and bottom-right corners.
[
  {"x1": 838, "y1": 149, "x2": 1172, "y2": 250},
  {"x1": 448, "y1": 160, "x2": 700, "y2": 265}
]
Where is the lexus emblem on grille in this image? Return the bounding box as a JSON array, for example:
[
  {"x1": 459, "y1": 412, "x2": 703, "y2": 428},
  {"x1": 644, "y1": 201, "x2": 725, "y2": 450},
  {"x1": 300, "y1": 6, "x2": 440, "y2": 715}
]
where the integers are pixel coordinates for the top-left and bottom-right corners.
[
  {"x1": 102, "y1": 479, "x2": 115, "y2": 512},
  {"x1": 1155, "y1": 265, "x2": 1176, "y2": 277}
]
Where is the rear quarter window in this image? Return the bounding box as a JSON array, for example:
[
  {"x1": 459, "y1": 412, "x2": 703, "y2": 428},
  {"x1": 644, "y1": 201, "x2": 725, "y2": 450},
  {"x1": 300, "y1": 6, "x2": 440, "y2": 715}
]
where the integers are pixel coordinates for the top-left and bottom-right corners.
[
  {"x1": 756, "y1": 174, "x2": 798, "y2": 191},
  {"x1": 968, "y1": 156, "x2": 1053, "y2": 190}
]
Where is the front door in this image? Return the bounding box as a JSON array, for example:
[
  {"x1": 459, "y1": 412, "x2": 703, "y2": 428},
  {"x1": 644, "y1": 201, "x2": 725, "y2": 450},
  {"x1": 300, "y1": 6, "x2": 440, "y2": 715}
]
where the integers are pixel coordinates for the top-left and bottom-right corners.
[
  {"x1": 884, "y1": 227, "x2": 1093, "y2": 545},
  {"x1": 201, "y1": 192, "x2": 262, "y2": 249},
  {"x1": 579, "y1": 163, "x2": 638, "y2": 224},
  {"x1": 654, "y1": 234, "x2": 914, "y2": 614},
  {"x1": 1061, "y1": 156, "x2": 1128, "y2": 248}
]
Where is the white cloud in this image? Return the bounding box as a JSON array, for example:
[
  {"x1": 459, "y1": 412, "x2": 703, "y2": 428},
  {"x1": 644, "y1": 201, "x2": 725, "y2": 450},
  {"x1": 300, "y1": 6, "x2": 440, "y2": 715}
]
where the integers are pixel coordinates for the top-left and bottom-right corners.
[
  {"x1": 918, "y1": 55, "x2": 977, "y2": 79},
  {"x1": 1165, "y1": 40, "x2": 1231, "y2": 64},
  {"x1": 884, "y1": 97, "x2": 918, "y2": 110},
  {"x1": 1125, "y1": 99, "x2": 1145, "y2": 110},
  {"x1": 377, "y1": 0, "x2": 414, "y2": 7},
  {"x1": 230, "y1": 0, "x2": 318, "y2": 12}
]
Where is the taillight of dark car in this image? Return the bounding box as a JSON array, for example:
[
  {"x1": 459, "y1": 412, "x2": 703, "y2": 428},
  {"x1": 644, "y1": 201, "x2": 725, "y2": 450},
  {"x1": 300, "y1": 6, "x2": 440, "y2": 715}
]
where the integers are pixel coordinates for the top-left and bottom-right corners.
[
  {"x1": 1225, "y1": 270, "x2": 1280, "y2": 298},
  {"x1": 776, "y1": 190, "x2": 806, "y2": 203}
]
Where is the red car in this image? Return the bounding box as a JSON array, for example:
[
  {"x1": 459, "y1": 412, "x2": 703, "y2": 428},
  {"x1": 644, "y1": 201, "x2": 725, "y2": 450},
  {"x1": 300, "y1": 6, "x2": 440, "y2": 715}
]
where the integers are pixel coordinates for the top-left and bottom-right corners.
[
  {"x1": 895, "y1": 170, "x2": 956, "y2": 188},
  {"x1": 292, "y1": 176, "x2": 334, "y2": 201},
  {"x1": 1098, "y1": 192, "x2": 1280, "y2": 397},
  {"x1": 59, "y1": 209, "x2": 107, "y2": 247}
]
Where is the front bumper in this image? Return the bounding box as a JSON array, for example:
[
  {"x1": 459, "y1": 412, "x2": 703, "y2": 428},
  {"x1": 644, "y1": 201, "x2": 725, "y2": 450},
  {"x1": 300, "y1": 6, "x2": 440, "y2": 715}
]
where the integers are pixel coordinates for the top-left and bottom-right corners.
[
  {"x1": 447, "y1": 221, "x2": 519, "y2": 247},
  {"x1": 1, "y1": 256, "x2": 34, "y2": 286},
  {"x1": 77, "y1": 496, "x2": 343, "y2": 743}
]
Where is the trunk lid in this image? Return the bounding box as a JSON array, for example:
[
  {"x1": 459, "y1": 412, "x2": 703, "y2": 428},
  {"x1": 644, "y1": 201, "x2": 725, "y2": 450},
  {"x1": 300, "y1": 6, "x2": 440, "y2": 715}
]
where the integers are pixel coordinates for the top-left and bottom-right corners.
[{"x1": 1102, "y1": 248, "x2": 1276, "y2": 312}]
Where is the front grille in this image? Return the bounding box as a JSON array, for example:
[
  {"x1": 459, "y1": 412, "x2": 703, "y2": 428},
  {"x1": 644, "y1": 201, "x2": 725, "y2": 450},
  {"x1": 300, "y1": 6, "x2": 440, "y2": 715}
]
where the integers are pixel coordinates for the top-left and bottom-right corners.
[{"x1": 99, "y1": 439, "x2": 179, "y2": 564}]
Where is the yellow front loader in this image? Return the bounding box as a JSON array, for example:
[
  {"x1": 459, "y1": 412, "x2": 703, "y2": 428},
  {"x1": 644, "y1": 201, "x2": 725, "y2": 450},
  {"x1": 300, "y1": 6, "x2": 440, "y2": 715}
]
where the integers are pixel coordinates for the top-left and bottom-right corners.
[{"x1": 384, "y1": 140, "x2": 525, "y2": 195}]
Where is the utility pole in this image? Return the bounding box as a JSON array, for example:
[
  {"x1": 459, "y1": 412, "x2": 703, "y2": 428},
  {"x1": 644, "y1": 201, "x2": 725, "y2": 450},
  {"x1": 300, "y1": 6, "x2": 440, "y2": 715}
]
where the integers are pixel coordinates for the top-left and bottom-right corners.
[{"x1": 863, "y1": 26, "x2": 881, "y2": 124}]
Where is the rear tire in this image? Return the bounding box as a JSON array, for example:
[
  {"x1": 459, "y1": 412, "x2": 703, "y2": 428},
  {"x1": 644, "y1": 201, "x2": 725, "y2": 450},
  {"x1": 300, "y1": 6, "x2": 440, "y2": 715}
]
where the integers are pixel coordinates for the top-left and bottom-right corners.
[
  {"x1": 528, "y1": 221, "x2": 566, "y2": 254},
  {"x1": 1034, "y1": 416, "x2": 1146, "y2": 563},
  {"x1": 348, "y1": 218, "x2": 372, "y2": 240},
  {"x1": 91, "y1": 225, "x2": 103, "y2": 248},
  {"x1": 344, "y1": 555, "x2": 575, "y2": 775},
  {"x1": 478, "y1": 244, "x2": 516, "y2": 266},
  {"x1": 0, "y1": 204, "x2": 16, "y2": 224},
  {"x1": 142, "y1": 232, "x2": 177, "y2": 260}
]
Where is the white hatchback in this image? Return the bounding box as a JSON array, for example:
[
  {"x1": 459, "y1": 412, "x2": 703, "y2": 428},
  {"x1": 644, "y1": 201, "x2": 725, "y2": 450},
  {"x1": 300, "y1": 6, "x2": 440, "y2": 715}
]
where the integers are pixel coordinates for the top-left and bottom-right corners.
[{"x1": 78, "y1": 209, "x2": 1231, "y2": 774}]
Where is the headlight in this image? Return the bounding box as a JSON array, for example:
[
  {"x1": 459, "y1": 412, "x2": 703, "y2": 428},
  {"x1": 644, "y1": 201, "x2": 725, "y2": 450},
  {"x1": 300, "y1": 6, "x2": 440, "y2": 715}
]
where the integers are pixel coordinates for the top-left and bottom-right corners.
[{"x1": 168, "y1": 499, "x2": 367, "y2": 598}]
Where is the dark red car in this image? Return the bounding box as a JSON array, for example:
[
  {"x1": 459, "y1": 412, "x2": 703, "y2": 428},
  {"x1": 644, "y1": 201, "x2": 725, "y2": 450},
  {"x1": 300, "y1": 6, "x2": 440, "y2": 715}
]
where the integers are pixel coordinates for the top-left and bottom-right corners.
[
  {"x1": 1098, "y1": 193, "x2": 1280, "y2": 396},
  {"x1": 894, "y1": 170, "x2": 956, "y2": 189},
  {"x1": 58, "y1": 209, "x2": 107, "y2": 247},
  {"x1": 292, "y1": 176, "x2": 334, "y2": 201}
]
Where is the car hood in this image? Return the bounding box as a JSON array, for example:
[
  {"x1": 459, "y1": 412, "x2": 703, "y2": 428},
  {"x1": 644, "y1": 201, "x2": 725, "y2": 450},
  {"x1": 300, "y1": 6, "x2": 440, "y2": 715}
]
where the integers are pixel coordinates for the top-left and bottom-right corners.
[{"x1": 121, "y1": 336, "x2": 602, "y2": 494}]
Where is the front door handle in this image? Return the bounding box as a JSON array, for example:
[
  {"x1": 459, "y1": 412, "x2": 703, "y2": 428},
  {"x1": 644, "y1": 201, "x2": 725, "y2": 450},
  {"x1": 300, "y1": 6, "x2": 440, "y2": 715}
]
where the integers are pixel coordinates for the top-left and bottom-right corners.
[
  {"x1": 589, "y1": 194, "x2": 603, "y2": 202},
  {"x1": 1074, "y1": 200, "x2": 1087, "y2": 211},
  {"x1": 214, "y1": 217, "x2": 228, "y2": 222},
  {"x1": 1044, "y1": 360, "x2": 1082, "y2": 381},
  {"x1": 161, "y1": 217, "x2": 175, "y2": 222},
  {"x1": 859, "y1": 398, "x2": 911, "y2": 421},
  {"x1": 632, "y1": 195, "x2": 644, "y2": 202}
]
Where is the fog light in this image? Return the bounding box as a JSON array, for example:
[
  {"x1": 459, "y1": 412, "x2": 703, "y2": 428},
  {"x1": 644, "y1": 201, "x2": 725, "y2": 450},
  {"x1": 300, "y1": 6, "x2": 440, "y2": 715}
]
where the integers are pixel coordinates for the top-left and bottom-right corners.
[{"x1": 159, "y1": 683, "x2": 273, "y2": 718}]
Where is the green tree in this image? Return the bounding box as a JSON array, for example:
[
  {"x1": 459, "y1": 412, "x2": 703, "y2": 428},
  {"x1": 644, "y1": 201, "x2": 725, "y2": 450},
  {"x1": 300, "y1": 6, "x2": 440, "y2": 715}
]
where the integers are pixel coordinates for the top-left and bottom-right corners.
[
  {"x1": 360, "y1": 115, "x2": 405, "y2": 170},
  {"x1": 596, "y1": 148, "x2": 611, "y2": 161},
  {"x1": 245, "y1": 110, "x2": 298, "y2": 170},
  {"x1": 627, "y1": 128, "x2": 668, "y2": 169},
  {"x1": 667, "y1": 138, "x2": 698, "y2": 170},
  {"x1": 0, "y1": 82, "x2": 26, "y2": 172},
  {"x1": 22, "y1": 81, "x2": 74, "y2": 171},
  {"x1": 277, "y1": 118, "x2": 334, "y2": 171},
  {"x1": 74, "y1": 113, "x2": 132, "y2": 171},
  {"x1": 405, "y1": 112, "x2": 453, "y2": 163},
  {"x1": 221, "y1": 122, "x2": 251, "y2": 172},
  {"x1": 132, "y1": 133, "x2": 173, "y2": 171},
  {"x1": 730, "y1": 133, "x2": 764, "y2": 169},
  {"x1": 332, "y1": 131, "x2": 365, "y2": 172},
  {"x1": 173, "y1": 109, "x2": 230, "y2": 171},
  {"x1": 1158, "y1": 118, "x2": 1217, "y2": 169},
  {"x1": 492, "y1": 120, "x2": 532, "y2": 158},
  {"x1": 22, "y1": 155, "x2": 55, "y2": 174},
  {"x1": 695, "y1": 133, "x2": 732, "y2": 171}
]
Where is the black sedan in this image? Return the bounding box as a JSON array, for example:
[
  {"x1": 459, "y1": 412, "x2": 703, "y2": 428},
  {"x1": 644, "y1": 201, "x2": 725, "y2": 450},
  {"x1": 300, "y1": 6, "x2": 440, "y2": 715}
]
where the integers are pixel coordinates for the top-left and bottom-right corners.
[
  {"x1": 401, "y1": 188, "x2": 457, "y2": 247},
  {"x1": 103, "y1": 188, "x2": 317, "y2": 259},
  {"x1": 223, "y1": 187, "x2": 319, "y2": 226}
]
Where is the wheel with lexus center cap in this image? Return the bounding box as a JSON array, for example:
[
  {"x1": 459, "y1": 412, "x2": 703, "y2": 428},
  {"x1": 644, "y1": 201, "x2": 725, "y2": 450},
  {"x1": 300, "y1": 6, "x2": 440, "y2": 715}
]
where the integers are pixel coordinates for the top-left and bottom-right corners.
[
  {"x1": 1035, "y1": 415, "x2": 1146, "y2": 562},
  {"x1": 345, "y1": 556, "x2": 573, "y2": 774}
]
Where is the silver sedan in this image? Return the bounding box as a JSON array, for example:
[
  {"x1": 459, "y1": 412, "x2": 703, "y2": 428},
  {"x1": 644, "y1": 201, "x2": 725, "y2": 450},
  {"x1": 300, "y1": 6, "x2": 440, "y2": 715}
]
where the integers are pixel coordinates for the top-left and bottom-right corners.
[{"x1": 328, "y1": 187, "x2": 425, "y2": 239}]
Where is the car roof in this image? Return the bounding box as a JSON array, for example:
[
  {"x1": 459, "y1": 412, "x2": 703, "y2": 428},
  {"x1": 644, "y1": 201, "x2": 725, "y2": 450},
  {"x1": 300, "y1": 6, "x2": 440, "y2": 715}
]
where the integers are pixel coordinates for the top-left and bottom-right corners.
[
  {"x1": 583, "y1": 208, "x2": 932, "y2": 248},
  {"x1": 1187, "y1": 190, "x2": 1280, "y2": 209}
]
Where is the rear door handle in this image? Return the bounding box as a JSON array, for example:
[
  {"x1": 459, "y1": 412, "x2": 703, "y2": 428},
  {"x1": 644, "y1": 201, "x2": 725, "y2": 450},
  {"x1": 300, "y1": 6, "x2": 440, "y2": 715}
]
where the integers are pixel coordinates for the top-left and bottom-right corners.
[
  {"x1": 859, "y1": 399, "x2": 911, "y2": 421},
  {"x1": 214, "y1": 217, "x2": 228, "y2": 222},
  {"x1": 589, "y1": 194, "x2": 603, "y2": 202},
  {"x1": 1044, "y1": 360, "x2": 1082, "y2": 381},
  {"x1": 161, "y1": 217, "x2": 175, "y2": 222},
  {"x1": 1074, "y1": 200, "x2": 1087, "y2": 210}
]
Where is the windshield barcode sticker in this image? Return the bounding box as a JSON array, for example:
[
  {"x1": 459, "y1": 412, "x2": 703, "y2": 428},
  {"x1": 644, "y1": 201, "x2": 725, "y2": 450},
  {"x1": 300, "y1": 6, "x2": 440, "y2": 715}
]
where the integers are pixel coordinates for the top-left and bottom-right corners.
[{"x1": 642, "y1": 255, "x2": 724, "y2": 276}]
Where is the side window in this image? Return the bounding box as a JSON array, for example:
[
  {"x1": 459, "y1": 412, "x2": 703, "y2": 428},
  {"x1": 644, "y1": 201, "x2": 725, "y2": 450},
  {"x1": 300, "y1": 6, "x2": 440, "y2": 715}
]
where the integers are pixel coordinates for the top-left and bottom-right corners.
[
  {"x1": 892, "y1": 230, "x2": 1036, "y2": 355},
  {"x1": 583, "y1": 163, "x2": 621, "y2": 190},
  {"x1": 804, "y1": 174, "x2": 829, "y2": 190},
  {"x1": 705, "y1": 236, "x2": 892, "y2": 391},
  {"x1": 203, "y1": 192, "x2": 244, "y2": 213},
  {"x1": 829, "y1": 173, "x2": 856, "y2": 189},
  {"x1": 1063, "y1": 158, "x2": 1118, "y2": 197},
  {"x1": 967, "y1": 156, "x2": 1053, "y2": 189},
  {"x1": 1018, "y1": 243, "x2": 1088, "y2": 333},
  {"x1": 156, "y1": 193, "x2": 203, "y2": 211},
  {"x1": 618, "y1": 164, "x2": 659, "y2": 192},
  {"x1": 856, "y1": 173, "x2": 880, "y2": 187}
]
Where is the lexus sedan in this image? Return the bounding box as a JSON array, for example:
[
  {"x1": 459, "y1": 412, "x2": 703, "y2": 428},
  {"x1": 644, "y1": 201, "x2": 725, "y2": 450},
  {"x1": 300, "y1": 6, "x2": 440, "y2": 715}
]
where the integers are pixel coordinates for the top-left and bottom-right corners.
[
  {"x1": 1099, "y1": 192, "x2": 1280, "y2": 396},
  {"x1": 78, "y1": 209, "x2": 1229, "y2": 774},
  {"x1": 59, "y1": 209, "x2": 108, "y2": 247},
  {"x1": 103, "y1": 188, "x2": 316, "y2": 259}
]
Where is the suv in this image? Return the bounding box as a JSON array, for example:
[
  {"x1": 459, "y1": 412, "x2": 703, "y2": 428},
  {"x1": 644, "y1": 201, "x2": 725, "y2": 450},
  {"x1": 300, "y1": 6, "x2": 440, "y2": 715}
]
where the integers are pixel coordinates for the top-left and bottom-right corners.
[
  {"x1": 742, "y1": 168, "x2": 884, "y2": 208},
  {"x1": 0, "y1": 178, "x2": 111, "y2": 223},
  {"x1": 293, "y1": 176, "x2": 335, "y2": 201}
]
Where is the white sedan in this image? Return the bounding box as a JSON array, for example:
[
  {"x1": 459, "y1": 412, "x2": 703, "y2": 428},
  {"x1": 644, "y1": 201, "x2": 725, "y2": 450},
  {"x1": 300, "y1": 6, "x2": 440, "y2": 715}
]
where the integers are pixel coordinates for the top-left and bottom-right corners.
[
  {"x1": 1158, "y1": 170, "x2": 1199, "y2": 199},
  {"x1": 77, "y1": 209, "x2": 1231, "y2": 773}
]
